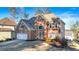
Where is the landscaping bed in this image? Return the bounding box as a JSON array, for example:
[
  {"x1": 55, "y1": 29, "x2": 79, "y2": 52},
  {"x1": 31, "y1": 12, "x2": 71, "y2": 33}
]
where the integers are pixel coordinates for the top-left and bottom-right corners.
[{"x1": 46, "y1": 38, "x2": 68, "y2": 48}]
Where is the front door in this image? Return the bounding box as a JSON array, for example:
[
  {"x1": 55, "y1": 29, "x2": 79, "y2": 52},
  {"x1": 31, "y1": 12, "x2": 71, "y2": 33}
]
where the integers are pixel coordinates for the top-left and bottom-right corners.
[
  {"x1": 37, "y1": 25, "x2": 44, "y2": 39},
  {"x1": 38, "y1": 31, "x2": 44, "y2": 39}
]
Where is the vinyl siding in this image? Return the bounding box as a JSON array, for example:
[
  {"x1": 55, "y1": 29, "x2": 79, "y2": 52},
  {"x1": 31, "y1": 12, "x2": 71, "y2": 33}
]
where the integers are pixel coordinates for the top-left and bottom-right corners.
[
  {"x1": 0, "y1": 31, "x2": 12, "y2": 40},
  {"x1": 0, "y1": 26, "x2": 15, "y2": 30}
]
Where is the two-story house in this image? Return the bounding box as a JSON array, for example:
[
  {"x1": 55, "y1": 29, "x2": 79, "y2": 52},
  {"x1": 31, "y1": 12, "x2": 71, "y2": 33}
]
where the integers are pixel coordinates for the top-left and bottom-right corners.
[{"x1": 16, "y1": 13, "x2": 65, "y2": 41}]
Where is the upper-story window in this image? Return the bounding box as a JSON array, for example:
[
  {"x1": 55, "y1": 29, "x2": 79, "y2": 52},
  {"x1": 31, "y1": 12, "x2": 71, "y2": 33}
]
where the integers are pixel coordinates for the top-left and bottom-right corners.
[
  {"x1": 39, "y1": 25, "x2": 44, "y2": 29},
  {"x1": 48, "y1": 22, "x2": 56, "y2": 28},
  {"x1": 48, "y1": 18, "x2": 61, "y2": 29},
  {"x1": 49, "y1": 22, "x2": 60, "y2": 28},
  {"x1": 35, "y1": 25, "x2": 44, "y2": 30}
]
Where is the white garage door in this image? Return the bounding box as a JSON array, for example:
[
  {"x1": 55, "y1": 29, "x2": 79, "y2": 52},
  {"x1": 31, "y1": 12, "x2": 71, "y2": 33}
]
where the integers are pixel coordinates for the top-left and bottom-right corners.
[
  {"x1": 65, "y1": 36, "x2": 73, "y2": 40},
  {"x1": 17, "y1": 33, "x2": 28, "y2": 40}
]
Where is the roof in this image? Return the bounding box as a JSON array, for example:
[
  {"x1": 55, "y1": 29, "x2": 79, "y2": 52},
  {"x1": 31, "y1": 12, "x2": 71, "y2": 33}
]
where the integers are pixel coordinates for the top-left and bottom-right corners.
[
  {"x1": 19, "y1": 19, "x2": 35, "y2": 30},
  {"x1": 18, "y1": 13, "x2": 65, "y2": 30},
  {"x1": 29, "y1": 17, "x2": 37, "y2": 24},
  {"x1": 0, "y1": 18, "x2": 16, "y2": 26},
  {"x1": 43, "y1": 14, "x2": 65, "y2": 24},
  {"x1": 0, "y1": 28, "x2": 12, "y2": 31},
  {"x1": 43, "y1": 14, "x2": 57, "y2": 22},
  {"x1": 30, "y1": 13, "x2": 65, "y2": 24}
]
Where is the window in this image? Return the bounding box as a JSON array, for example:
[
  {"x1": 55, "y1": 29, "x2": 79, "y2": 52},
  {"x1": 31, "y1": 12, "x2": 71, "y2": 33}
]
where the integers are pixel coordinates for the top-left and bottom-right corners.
[
  {"x1": 39, "y1": 26, "x2": 44, "y2": 29},
  {"x1": 48, "y1": 33, "x2": 56, "y2": 39},
  {"x1": 55, "y1": 23, "x2": 58, "y2": 28},
  {"x1": 49, "y1": 23, "x2": 55, "y2": 28}
]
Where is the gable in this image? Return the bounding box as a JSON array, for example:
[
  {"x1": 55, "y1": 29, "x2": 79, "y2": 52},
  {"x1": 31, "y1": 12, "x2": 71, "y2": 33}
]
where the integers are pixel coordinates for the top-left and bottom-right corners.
[
  {"x1": 16, "y1": 20, "x2": 29, "y2": 31},
  {"x1": 16, "y1": 19, "x2": 35, "y2": 31},
  {"x1": 43, "y1": 14, "x2": 57, "y2": 22},
  {"x1": 29, "y1": 15, "x2": 46, "y2": 24},
  {"x1": 18, "y1": 21, "x2": 27, "y2": 29},
  {"x1": 34, "y1": 15, "x2": 45, "y2": 25}
]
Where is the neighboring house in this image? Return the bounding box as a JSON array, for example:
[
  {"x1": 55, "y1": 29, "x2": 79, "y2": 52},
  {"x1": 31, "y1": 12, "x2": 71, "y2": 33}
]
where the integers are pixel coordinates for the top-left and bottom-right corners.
[
  {"x1": 0, "y1": 18, "x2": 16, "y2": 40},
  {"x1": 16, "y1": 13, "x2": 65, "y2": 41},
  {"x1": 65, "y1": 30, "x2": 75, "y2": 40}
]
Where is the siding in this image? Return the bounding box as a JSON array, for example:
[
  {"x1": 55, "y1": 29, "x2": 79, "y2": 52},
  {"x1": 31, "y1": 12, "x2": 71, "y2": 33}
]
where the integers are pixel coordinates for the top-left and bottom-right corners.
[
  {"x1": 0, "y1": 31, "x2": 11, "y2": 40},
  {"x1": 30, "y1": 30, "x2": 36, "y2": 39},
  {"x1": 0, "y1": 26, "x2": 15, "y2": 30}
]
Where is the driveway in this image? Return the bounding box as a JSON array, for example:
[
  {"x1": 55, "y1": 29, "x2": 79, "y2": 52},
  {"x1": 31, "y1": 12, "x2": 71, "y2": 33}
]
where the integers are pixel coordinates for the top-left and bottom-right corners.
[
  {"x1": 0, "y1": 40, "x2": 26, "y2": 51},
  {"x1": 0, "y1": 40, "x2": 44, "y2": 51},
  {"x1": 0, "y1": 39, "x2": 77, "y2": 51}
]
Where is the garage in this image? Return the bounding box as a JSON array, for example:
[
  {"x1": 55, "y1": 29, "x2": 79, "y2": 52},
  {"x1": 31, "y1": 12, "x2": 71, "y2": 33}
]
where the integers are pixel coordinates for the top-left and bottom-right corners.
[
  {"x1": 17, "y1": 33, "x2": 28, "y2": 40},
  {"x1": 0, "y1": 31, "x2": 11, "y2": 40}
]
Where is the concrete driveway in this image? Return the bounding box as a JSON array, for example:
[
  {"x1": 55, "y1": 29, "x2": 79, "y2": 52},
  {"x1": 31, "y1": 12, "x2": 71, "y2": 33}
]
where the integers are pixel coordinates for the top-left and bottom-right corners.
[
  {"x1": 0, "y1": 40, "x2": 26, "y2": 51},
  {"x1": 0, "y1": 40, "x2": 45, "y2": 51},
  {"x1": 0, "y1": 39, "x2": 77, "y2": 51}
]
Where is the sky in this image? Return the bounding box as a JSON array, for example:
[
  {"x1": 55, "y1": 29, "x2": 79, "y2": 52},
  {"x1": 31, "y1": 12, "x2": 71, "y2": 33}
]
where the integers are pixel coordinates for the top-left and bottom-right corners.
[{"x1": 0, "y1": 7, "x2": 79, "y2": 29}]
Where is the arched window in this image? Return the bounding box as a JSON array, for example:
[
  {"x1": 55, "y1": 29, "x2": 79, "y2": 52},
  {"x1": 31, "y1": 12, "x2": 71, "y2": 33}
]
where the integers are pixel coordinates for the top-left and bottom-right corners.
[{"x1": 39, "y1": 25, "x2": 44, "y2": 29}]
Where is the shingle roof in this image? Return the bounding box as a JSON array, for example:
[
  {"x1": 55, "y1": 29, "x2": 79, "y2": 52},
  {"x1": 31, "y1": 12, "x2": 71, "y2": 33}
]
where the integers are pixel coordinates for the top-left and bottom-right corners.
[
  {"x1": 29, "y1": 17, "x2": 37, "y2": 24},
  {"x1": 34, "y1": 13, "x2": 65, "y2": 24},
  {"x1": 0, "y1": 18, "x2": 16, "y2": 26},
  {"x1": 43, "y1": 14, "x2": 57, "y2": 22},
  {"x1": 22, "y1": 19, "x2": 35, "y2": 30},
  {"x1": 20, "y1": 13, "x2": 64, "y2": 30}
]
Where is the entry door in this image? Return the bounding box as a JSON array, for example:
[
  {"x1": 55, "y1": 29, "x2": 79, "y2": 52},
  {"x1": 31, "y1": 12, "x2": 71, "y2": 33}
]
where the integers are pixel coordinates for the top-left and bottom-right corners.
[{"x1": 38, "y1": 31, "x2": 44, "y2": 39}]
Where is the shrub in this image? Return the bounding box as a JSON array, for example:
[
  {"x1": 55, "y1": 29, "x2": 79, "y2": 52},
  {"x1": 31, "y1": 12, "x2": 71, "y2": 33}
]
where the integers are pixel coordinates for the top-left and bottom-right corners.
[
  {"x1": 0, "y1": 40, "x2": 4, "y2": 42},
  {"x1": 61, "y1": 39, "x2": 68, "y2": 47},
  {"x1": 6, "y1": 38, "x2": 13, "y2": 41}
]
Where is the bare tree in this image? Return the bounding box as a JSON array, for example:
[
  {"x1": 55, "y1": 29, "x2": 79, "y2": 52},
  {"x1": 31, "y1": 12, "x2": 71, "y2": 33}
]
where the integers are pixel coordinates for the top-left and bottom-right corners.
[
  {"x1": 18, "y1": 7, "x2": 28, "y2": 19},
  {"x1": 42, "y1": 7, "x2": 52, "y2": 14},
  {"x1": 35, "y1": 7, "x2": 51, "y2": 14},
  {"x1": 9, "y1": 7, "x2": 16, "y2": 19},
  {"x1": 9, "y1": 7, "x2": 28, "y2": 20},
  {"x1": 70, "y1": 21, "x2": 79, "y2": 40},
  {"x1": 35, "y1": 7, "x2": 43, "y2": 14}
]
